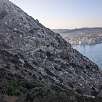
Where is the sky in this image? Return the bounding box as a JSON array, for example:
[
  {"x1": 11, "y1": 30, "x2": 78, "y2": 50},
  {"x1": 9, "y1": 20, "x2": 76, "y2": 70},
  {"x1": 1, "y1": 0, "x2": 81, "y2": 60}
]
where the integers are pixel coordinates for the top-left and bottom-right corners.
[{"x1": 10, "y1": 0, "x2": 102, "y2": 29}]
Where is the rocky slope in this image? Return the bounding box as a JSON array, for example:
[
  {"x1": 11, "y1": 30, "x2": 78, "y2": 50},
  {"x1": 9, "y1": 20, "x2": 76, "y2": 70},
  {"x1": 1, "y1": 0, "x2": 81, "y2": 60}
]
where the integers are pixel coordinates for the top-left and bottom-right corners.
[{"x1": 0, "y1": 0, "x2": 102, "y2": 102}]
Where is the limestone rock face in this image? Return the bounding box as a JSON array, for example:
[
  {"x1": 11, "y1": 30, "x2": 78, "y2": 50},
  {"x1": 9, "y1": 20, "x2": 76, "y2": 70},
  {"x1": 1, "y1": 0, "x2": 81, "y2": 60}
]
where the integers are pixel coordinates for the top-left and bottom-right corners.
[{"x1": 0, "y1": 0, "x2": 102, "y2": 101}]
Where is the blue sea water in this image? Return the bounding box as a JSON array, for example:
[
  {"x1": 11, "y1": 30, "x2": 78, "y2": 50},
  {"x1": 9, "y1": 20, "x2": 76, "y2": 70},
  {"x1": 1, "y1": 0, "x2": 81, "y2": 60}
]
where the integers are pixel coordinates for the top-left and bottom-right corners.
[{"x1": 73, "y1": 43, "x2": 102, "y2": 69}]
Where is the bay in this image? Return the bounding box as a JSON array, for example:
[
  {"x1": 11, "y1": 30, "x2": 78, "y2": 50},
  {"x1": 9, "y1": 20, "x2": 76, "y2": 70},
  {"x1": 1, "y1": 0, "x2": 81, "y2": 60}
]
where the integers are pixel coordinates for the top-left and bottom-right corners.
[{"x1": 73, "y1": 43, "x2": 102, "y2": 69}]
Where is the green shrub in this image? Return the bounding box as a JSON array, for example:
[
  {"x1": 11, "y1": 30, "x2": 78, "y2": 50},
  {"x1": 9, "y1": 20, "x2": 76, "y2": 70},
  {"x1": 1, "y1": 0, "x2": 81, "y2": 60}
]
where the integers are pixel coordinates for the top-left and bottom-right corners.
[{"x1": 7, "y1": 80, "x2": 22, "y2": 96}]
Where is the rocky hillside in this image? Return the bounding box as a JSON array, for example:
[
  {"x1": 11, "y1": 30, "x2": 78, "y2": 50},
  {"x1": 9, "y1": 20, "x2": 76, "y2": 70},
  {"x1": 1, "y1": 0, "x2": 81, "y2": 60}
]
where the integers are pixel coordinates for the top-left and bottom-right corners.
[
  {"x1": 0, "y1": 0, "x2": 102, "y2": 102},
  {"x1": 53, "y1": 28, "x2": 102, "y2": 45}
]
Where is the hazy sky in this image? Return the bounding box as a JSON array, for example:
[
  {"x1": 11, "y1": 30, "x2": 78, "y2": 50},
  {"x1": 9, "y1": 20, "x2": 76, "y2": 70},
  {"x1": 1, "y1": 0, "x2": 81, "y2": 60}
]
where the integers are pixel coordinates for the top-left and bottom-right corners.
[{"x1": 10, "y1": 0, "x2": 102, "y2": 29}]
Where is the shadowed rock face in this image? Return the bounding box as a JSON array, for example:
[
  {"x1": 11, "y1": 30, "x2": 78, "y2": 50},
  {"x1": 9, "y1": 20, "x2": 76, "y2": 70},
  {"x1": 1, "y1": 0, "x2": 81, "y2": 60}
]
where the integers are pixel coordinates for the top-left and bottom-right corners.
[{"x1": 0, "y1": 0, "x2": 102, "y2": 101}]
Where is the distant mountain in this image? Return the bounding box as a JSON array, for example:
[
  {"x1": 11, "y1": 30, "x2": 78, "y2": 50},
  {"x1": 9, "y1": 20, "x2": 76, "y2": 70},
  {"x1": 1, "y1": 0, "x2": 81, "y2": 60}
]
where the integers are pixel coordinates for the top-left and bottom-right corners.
[
  {"x1": 52, "y1": 29, "x2": 70, "y2": 33},
  {"x1": 53, "y1": 28, "x2": 102, "y2": 45},
  {"x1": 1, "y1": 0, "x2": 102, "y2": 102}
]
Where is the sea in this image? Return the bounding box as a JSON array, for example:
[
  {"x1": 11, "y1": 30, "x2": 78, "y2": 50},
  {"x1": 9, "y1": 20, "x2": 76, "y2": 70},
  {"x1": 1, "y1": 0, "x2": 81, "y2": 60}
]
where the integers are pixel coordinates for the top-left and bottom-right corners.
[{"x1": 73, "y1": 43, "x2": 102, "y2": 69}]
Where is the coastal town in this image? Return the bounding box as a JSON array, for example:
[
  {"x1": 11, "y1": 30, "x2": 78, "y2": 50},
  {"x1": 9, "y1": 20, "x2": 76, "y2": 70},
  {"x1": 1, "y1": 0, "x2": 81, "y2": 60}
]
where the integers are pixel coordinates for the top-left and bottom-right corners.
[{"x1": 53, "y1": 28, "x2": 102, "y2": 45}]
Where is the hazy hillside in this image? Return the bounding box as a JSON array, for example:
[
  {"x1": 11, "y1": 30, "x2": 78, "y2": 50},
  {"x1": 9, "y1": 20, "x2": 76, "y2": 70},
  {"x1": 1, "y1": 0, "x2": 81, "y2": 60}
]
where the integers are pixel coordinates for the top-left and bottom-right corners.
[{"x1": 53, "y1": 28, "x2": 102, "y2": 45}]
